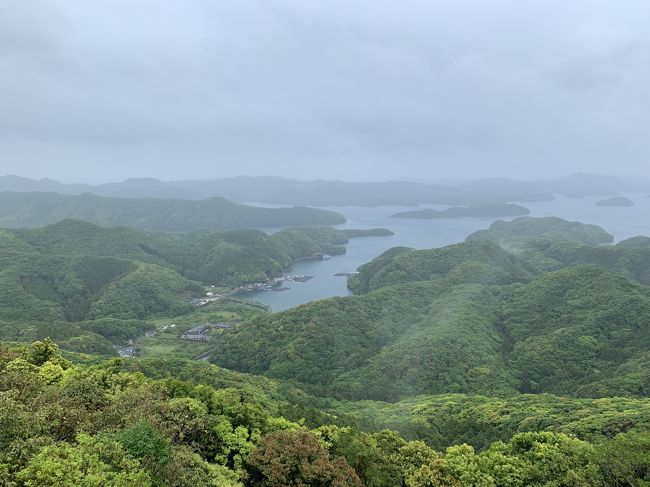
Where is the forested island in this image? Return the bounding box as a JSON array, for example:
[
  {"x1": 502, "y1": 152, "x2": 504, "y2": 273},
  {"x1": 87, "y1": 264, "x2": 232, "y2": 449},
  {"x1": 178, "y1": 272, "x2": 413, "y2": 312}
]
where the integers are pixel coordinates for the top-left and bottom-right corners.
[
  {"x1": 390, "y1": 203, "x2": 530, "y2": 219},
  {"x1": 595, "y1": 196, "x2": 635, "y2": 207},
  {"x1": 466, "y1": 216, "x2": 614, "y2": 250}
]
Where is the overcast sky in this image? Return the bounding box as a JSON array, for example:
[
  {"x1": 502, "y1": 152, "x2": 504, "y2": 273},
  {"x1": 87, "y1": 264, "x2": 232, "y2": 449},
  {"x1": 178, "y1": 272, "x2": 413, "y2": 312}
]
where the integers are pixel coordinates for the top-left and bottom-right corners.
[{"x1": 1, "y1": 0, "x2": 649, "y2": 183}]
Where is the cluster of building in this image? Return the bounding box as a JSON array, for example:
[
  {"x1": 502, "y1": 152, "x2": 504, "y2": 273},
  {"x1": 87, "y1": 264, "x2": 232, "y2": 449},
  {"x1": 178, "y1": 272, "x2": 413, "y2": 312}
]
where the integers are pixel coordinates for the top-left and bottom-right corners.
[
  {"x1": 239, "y1": 281, "x2": 276, "y2": 292},
  {"x1": 115, "y1": 341, "x2": 137, "y2": 358},
  {"x1": 238, "y1": 275, "x2": 315, "y2": 293},
  {"x1": 191, "y1": 291, "x2": 222, "y2": 307},
  {"x1": 179, "y1": 322, "x2": 231, "y2": 342},
  {"x1": 144, "y1": 323, "x2": 176, "y2": 338}
]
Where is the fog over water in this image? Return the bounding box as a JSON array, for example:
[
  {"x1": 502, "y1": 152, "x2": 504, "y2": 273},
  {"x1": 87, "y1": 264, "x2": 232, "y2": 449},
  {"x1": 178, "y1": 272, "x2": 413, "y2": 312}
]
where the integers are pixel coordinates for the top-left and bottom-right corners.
[{"x1": 247, "y1": 194, "x2": 650, "y2": 310}]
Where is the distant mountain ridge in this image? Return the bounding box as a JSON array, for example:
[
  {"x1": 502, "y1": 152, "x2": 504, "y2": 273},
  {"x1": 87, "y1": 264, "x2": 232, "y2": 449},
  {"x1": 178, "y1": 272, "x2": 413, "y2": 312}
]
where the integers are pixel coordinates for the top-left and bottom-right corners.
[
  {"x1": 1, "y1": 173, "x2": 645, "y2": 207},
  {"x1": 0, "y1": 191, "x2": 345, "y2": 231}
]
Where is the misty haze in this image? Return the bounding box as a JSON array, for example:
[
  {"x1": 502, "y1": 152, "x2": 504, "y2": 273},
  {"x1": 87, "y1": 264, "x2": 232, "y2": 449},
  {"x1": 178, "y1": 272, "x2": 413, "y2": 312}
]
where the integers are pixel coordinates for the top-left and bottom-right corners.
[{"x1": 1, "y1": 1, "x2": 650, "y2": 486}]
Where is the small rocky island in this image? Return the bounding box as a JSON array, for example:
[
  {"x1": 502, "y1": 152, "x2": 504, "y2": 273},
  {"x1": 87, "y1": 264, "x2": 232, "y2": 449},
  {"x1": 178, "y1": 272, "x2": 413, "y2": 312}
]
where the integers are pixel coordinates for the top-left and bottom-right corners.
[
  {"x1": 595, "y1": 196, "x2": 634, "y2": 207},
  {"x1": 390, "y1": 203, "x2": 530, "y2": 219}
]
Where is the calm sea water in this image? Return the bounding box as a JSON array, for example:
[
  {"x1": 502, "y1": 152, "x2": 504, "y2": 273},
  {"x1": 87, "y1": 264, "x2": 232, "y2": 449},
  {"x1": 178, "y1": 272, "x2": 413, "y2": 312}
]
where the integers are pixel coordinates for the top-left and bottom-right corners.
[{"x1": 245, "y1": 194, "x2": 650, "y2": 311}]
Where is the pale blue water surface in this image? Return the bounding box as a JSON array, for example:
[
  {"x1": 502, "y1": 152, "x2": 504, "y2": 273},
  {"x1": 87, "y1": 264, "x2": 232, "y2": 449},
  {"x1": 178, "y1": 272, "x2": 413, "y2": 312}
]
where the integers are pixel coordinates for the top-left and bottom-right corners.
[{"x1": 244, "y1": 194, "x2": 650, "y2": 311}]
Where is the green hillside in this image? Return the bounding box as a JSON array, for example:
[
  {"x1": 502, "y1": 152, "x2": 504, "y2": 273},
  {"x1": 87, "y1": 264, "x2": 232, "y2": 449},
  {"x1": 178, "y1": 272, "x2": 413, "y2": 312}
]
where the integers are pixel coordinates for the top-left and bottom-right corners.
[
  {"x1": 0, "y1": 220, "x2": 388, "y2": 356},
  {"x1": 4, "y1": 215, "x2": 650, "y2": 485},
  {"x1": 466, "y1": 216, "x2": 614, "y2": 250},
  {"x1": 120, "y1": 356, "x2": 650, "y2": 451},
  {"x1": 215, "y1": 265, "x2": 650, "y2": 401},
  {"x1": 0, "y1": 191, "x2": 346, "y2": 231},
  {"x1": 6, "y1": 219, "x2": 354, "y2": 287},
  {"x1": 465, "y1": 218, "x2": 650, "y2": 284},
  {"x1": 211, "y1": 218, "x2": 650, "y2": 403},
  {"x1": 336, "y1": 392, "x2": 650, "y2": 450},
  {"x1": 3, "y1": 340, "x2": 650, "y2": 486},
  {"x1": 0, "y1": 247, "x2": 202, "y2": 355},
  {"x1": 348, "y1": 239, "x2": 537, "y2": 294}
]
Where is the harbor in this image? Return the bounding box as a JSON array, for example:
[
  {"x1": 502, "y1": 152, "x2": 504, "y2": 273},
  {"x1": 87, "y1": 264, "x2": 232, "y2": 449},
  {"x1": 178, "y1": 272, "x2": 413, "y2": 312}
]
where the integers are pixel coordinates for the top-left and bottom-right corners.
[{"x1": 238, "y1": 275, "x2": 315, "y2": 293}]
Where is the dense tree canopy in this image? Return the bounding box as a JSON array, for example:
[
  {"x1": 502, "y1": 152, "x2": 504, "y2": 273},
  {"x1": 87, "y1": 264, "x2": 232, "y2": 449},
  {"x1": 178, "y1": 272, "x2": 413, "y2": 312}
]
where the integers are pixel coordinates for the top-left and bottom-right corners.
[
  {"x1": 3, "y1": 216, "x2": 650, "y2": 485},
  {"x1": 2, "y1": 340, "x2": 650, "y2": 486}
]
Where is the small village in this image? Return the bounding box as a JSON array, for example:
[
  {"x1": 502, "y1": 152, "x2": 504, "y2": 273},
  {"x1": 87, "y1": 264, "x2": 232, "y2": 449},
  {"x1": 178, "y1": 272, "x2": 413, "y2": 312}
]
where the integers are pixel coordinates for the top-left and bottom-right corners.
[
  {"x1": 191, "y1": 290, "x2": 222, "y2": 307},
  {"x1": 116, "y1": 274, "x2": 320, "y2": 359},
  {"x1": 114, "y1": 321, "x2": 231, "y2": 358},
  {"x1": 179, "y1": 322, "x2": 231, "y2": 341},
  {"x1": 238, "y1": 275, "x2": 315, "y2": 293},
  {"x1": 114, "y1": 269, "x2": 327, "y2": 359}
]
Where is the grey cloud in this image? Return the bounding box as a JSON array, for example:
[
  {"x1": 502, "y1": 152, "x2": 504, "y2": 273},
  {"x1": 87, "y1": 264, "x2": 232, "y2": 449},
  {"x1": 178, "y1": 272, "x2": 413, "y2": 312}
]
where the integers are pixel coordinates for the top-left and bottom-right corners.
[
  {"x1": 0, "y1": 0, "x2": 69, "y2": 60},
  {"x1": 0, "y1": 0, "x2": 649, "y2": 182}
]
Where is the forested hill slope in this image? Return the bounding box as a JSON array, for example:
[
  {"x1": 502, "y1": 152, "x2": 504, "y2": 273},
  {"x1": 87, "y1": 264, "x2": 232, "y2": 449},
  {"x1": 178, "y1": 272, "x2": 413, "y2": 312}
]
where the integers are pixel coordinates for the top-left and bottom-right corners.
[
  {"x1": 4, "y1": 214, "x2": 650, "y2": 484},
  {"x1": 4, "y1": 340, "x2": 650, "y2": 486},
  {"x1": 353, "y1": 216, "x2": 650, "y2": 287},
  {"x1": 0, "y1": 191, "x2": 345, "y2": 231},
  {"x1": 464, "y1": 216, "x2": 650, "y2": 283},
  {"x1": 466, "y1": 216, "x2": 614, "y2": 249},
  {"x1": 0, "y1": 243, "x2": 203, "y2": 322},
  {"x1": 348, "y1": 217, "x2": 616, "y2": 295},
  {"x1": 347, "y1": 239, "x2": 537, "y2": 294},
  {"x1": 0, "y1": 220, "x2": 369, "y2": 355},
  {"x1": 211, "y1": 218, "x2": 650, "y2": 402},
  {"x1": 6, "y1": 219, "x2": 353, "y2": 286}
]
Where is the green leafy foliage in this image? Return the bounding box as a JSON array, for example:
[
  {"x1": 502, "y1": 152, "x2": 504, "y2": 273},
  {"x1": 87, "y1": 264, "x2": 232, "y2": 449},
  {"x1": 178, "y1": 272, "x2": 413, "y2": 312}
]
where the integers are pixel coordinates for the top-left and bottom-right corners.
[
  {"x1": 337, "y1": 393, "x2": 650, "y2": 451},
  {"x1": 246, "y1": 430, "x2": 363, "y2": 486},
  {"x1": 15, "y1": 434, "x2": 152, "y2": 486},
  {"x1": 2, "y1": 340, "x2": 650, "y2": 485},
  {"x1": 405, "y1": 432, "x2": 599, "y2": 487}
]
